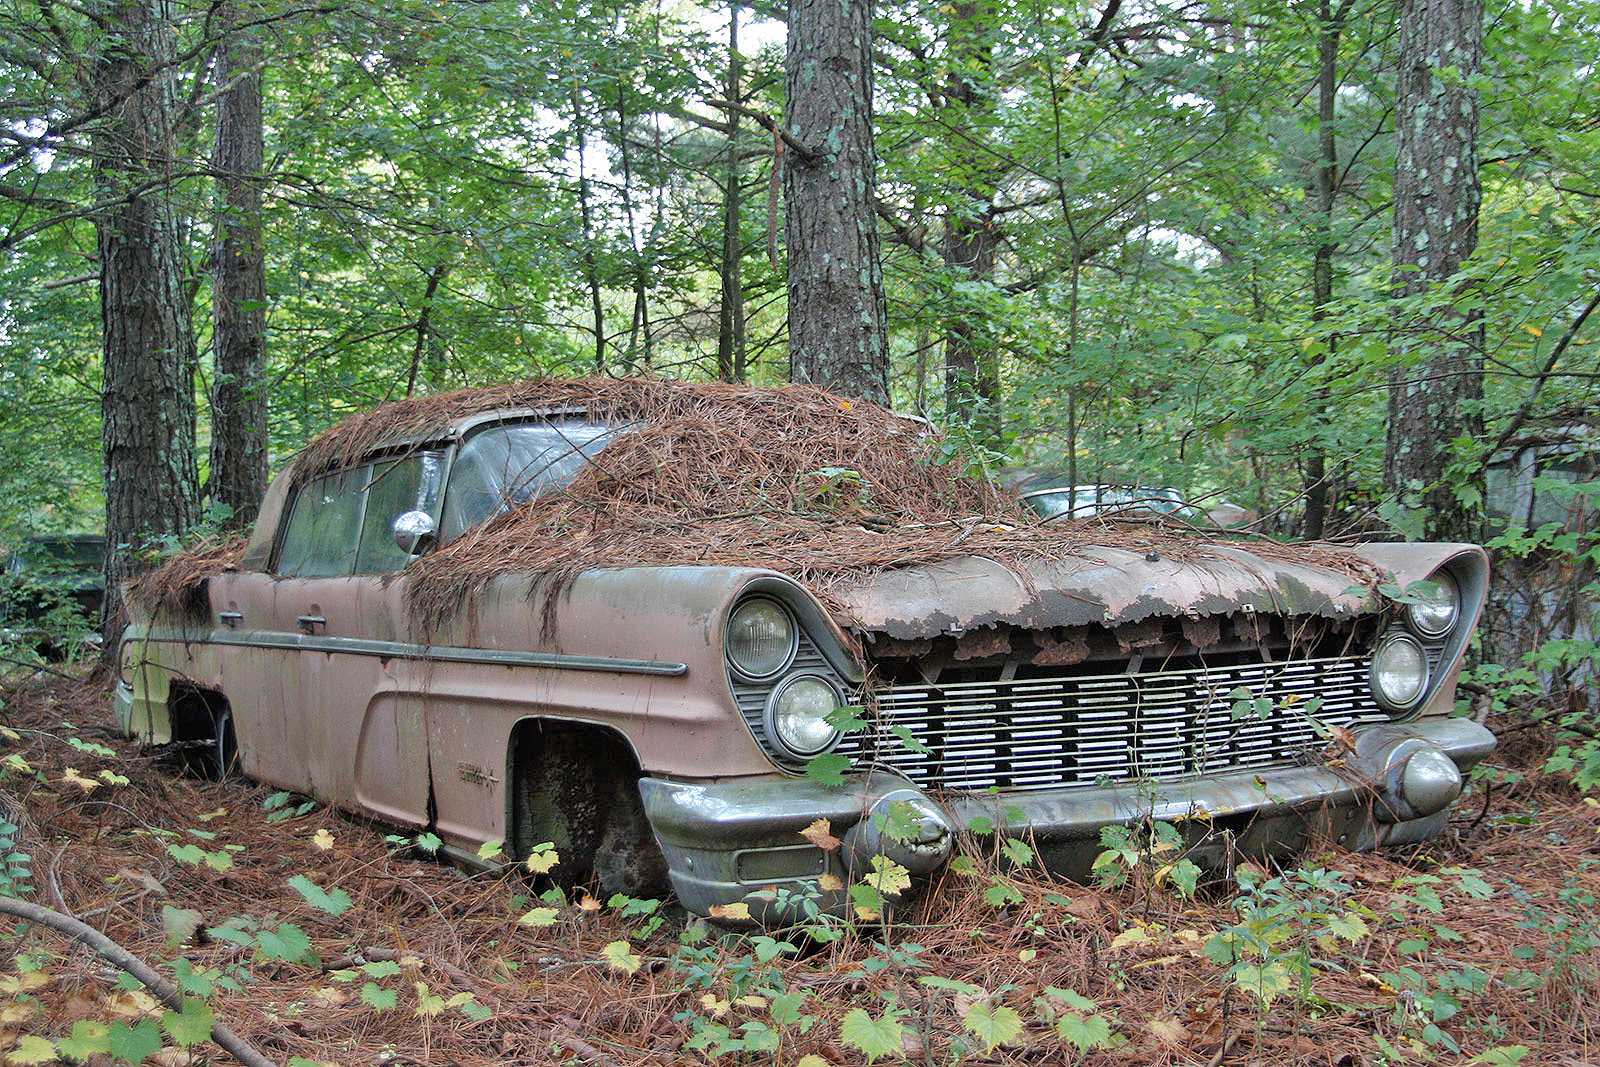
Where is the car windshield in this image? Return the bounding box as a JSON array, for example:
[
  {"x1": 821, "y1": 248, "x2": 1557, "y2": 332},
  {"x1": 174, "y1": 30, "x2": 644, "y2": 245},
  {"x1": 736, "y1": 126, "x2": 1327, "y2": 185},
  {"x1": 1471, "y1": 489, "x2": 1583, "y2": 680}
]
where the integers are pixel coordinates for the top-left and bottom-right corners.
[
  {"x1": 440, "y1": 419, "x2": 621, "y2": 542},
  {"x1": 1023, "y1": 486, "x2": 1186, "y2": 520}
]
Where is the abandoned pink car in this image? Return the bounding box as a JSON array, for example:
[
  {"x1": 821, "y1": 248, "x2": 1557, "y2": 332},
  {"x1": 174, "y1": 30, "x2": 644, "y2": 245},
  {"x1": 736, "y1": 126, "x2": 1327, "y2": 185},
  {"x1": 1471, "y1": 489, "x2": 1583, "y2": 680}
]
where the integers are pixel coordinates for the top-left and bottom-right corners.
[{"x1": 115, "y1": 380, "x2": 1494, "y2": 920}]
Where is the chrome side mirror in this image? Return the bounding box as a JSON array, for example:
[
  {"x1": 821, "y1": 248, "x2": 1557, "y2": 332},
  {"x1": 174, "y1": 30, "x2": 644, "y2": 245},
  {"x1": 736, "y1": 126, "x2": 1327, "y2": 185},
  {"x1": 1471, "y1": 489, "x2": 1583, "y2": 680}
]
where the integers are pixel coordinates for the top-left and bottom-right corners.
[{"x1": 392, "y1": 510, "x2": 438, "y2": 556}]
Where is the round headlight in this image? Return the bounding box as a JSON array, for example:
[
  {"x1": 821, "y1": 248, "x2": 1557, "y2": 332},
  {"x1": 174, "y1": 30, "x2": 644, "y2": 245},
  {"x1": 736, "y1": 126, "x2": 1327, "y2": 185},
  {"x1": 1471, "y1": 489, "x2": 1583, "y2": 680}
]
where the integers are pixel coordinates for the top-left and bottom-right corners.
[
  {"x1": 764, "y1": 674, "x2": 843, "y2": 759},
  {"x1": 726, "y1": 597, "x2": 797, "y2": 680},
  {"x1": 1407, "y1": 571, "x2": 1460, "y2": 638},
  {"x1": 1370, "y1": 632, "x2": 1429, "y2": 712}
]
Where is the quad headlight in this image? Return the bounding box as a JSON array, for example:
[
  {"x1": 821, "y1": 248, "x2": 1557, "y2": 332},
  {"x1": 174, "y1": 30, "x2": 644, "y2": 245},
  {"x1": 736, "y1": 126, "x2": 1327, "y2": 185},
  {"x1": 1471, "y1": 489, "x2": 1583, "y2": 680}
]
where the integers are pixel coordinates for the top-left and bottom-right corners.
[
  {"x1": 1407, "y1": 570, "x2": 1460, "y2": 638},
  {"x1": 764, "y1": 674, "x2": 843, "y2": 759},
  {"x1": 726, "y1": 596, "x2": 797, "y2": 680},
  {"x1": 1370, "y1": 631, "x2": 1429, "y2": 713}
]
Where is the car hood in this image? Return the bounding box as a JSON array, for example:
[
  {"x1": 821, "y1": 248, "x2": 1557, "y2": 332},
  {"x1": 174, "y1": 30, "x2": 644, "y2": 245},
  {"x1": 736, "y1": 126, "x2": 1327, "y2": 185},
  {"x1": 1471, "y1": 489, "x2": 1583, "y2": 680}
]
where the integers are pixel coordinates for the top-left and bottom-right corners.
[{"x1": 832, "y1": 540, "x2": 1481, "y2": 640}]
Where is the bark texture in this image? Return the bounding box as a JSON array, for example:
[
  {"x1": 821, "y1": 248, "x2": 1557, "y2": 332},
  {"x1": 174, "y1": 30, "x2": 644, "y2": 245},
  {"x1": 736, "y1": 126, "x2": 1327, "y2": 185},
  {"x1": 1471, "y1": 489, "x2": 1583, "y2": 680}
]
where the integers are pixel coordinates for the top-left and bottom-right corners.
[
  {"x1": 1384, "y1": 0, "x2": 1484, "y2": 541},
  {"x1": 785, "y1": 0, "x2": 889, "y2": 404},
  {"x1": 211, "y1": 0, "x2": 269, "y2": 528},
  {"x1": 95, "y1": 0, "x2": 198, "y2": 645}
]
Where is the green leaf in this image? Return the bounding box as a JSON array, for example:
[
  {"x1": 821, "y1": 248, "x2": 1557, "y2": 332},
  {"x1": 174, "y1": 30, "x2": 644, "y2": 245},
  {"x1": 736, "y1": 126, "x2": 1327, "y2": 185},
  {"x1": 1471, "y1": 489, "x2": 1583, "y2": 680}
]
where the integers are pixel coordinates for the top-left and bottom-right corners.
[
  {"x1": 919, "y1": 975, "x2": 985, "y2": 995},
  {"x1": 1232, "y1": 960, "x2": 1293, "y2": 1005},
  {"x1": 1058, "y1": 1011, "x2": 1115, "y2": 1052},
  {"x1": 477, "y1": 839, "x2": 505, "y2": 861},
  {"x1": 360, "y1": 960, "x2": 402, "y2": 978},
  {"x1": 256, "y1": 922, "x2": 314, "y2": 964},
  {"x1": 160, "y1": 999, "x2": 214, "y2": 1047},
  {"x1": 1044, "y1": 987, "x2": 1099, "y2": 1013},
  {"x1": 888, "y1": 724, "x2": 931, "y2": 754},
  {"x1": 1325, "y1": 912, "x2": 1369, "y2": 942},
  {"x1": 803, "y1": 753, "x2": 851, "y2": 786},
  {"x1": 414, "y1": 832, "x2": 442, "y2": 855},
  {"x1": 1000, "y1": 837, "x2": 1035, "y2": 866},
  {"x1": 107, "y1": 1019, "x2": 162, "y2": 1065},
  {"x1": 161, "y1": 905, "x2": 203, "y2": 947},
  {"x1": 963, "y1": 1003, "x2": 1023, "y2": 1052},
  {"x1": 56, "y1": 1021, "x2": 111, "y2": 1060},
  {"x1": 838, "y1": 1008, "x2": 903, "y2": 1063},
  {"x1": 361, "y1": 983, "x2": 398, "y2": 1010},
  {"x1": 288, "y1": 873, "x2": 353, "y2": 916},
  {"x1": 983, "y1": 881, "x2": 1025, "y2": 907}
]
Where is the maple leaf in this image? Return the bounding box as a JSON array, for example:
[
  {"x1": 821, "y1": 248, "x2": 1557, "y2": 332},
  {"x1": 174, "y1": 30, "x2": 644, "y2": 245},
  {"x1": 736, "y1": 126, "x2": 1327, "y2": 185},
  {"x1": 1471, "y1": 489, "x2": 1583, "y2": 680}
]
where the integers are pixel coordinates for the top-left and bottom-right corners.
[{"x1": 798, "y1": 818, "x2": 841, "y2": 851}]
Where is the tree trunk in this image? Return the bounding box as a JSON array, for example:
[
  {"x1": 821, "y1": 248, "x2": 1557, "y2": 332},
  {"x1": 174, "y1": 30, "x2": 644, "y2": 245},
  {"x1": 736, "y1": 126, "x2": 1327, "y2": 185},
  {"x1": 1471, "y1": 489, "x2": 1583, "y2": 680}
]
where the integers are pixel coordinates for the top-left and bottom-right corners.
[
  {"x1": 211, "y1": 0, "x2": 268, "y2": 530},
  {"x1": 1302, "y1": 0, "x2": 1347, "y2": 540},
  {"x1": 1384, "y1": 0, "x2": 1484, "y2": 542},
  {"x1": 716, "y1": 1, "x2": 745, "y2": 384},
  {"x1": 95, "y1": 0, "x2": 198, "y2": 649},
  {"x1": 785, "y1": 0, "x2": 889, "y2": 404},
  {"x1": 941, "y1": 0, "x2": 1002, "y2": 447}
]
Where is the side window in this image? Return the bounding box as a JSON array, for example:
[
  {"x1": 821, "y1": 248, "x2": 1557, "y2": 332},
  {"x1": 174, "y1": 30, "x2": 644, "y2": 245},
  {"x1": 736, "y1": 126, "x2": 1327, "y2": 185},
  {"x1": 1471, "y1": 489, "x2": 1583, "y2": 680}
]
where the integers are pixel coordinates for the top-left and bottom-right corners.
[
  {"x1": 354, "y1": 452, "x2": 445, "y2": 574},
  {"x1": 276, "y1": 468, "x2": 366, "y2": 577},
  {"x1": 276, "y1": 451, "x2": 446, "y2": 577}
]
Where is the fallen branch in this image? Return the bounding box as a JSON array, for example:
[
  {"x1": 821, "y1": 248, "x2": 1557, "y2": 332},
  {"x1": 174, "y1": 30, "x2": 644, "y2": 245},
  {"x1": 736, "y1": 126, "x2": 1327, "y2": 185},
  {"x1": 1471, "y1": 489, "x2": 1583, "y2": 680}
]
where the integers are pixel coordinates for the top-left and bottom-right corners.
[{"x1": 0, "y1": 895, "x2": 278, "y2": 1067}]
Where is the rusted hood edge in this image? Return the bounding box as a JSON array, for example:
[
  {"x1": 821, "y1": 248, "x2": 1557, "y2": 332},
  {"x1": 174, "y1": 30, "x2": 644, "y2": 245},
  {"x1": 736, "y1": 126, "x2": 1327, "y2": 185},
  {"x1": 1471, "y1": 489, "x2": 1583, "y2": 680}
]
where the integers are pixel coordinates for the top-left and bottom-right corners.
[{"x1": 833, "y1": 542, "x2": 1481, "y2": 641}]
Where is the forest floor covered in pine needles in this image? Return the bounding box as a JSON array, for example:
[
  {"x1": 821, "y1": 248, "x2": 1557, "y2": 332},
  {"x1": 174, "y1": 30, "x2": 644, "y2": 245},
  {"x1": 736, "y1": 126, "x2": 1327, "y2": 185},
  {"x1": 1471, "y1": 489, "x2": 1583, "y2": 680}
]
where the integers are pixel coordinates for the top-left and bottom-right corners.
[{"x1": 2, "y1": 668, "x2": 1597, "y2": 1067}]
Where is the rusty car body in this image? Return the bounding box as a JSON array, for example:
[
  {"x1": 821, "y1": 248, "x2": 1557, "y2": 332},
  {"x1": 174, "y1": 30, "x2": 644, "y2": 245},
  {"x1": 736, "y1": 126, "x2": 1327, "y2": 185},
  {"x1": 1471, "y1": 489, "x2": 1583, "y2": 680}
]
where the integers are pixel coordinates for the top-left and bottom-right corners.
[{"x1": 115, "y1": 384, "x2": 1494, "y2": 920}]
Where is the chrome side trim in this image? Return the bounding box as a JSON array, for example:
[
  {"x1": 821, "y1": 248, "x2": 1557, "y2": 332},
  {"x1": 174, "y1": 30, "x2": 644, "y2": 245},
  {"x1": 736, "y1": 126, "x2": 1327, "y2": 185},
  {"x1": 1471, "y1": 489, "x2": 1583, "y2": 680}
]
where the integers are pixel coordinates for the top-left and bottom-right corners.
[{"x1": 135, "y1": 627, "x2": 687, "y2": 677}]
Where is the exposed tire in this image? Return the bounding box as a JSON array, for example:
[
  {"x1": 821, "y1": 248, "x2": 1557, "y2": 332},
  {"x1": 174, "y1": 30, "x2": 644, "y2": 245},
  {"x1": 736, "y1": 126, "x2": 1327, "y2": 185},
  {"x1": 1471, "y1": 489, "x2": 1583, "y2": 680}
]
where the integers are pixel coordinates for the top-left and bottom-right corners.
[
  {"x1": 511, "y1": 723, "x2": 668, "y2": 899},
  {"x1": 213, "y1": 707, "x2": 241, "y2": 780}
]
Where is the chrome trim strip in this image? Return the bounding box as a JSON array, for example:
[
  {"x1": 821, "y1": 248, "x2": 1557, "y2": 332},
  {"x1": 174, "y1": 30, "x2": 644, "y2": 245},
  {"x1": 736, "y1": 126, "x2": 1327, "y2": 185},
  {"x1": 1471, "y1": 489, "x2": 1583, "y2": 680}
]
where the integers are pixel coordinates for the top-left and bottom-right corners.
[{"x1": 136, "y1": 627, "x2": 687, "y2": 677}]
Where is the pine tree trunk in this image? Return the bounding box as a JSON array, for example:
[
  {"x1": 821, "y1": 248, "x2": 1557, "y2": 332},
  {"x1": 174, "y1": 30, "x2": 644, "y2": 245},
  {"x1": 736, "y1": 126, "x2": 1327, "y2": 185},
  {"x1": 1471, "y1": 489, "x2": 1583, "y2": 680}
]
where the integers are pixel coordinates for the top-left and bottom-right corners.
[
  {"x1": 1384, "y1": 0, "x2": 1484, "y2": 541},
  {"x1": 211, "y1": 0, "x2": 268, "y2": 529},
  {"x1": 785, "y1": 0, "x2": 889, "y2": 404},
  {"x1": 95, "y1": 0, "x2": 198, "y2": 649},
  {"x1": 716, "y1": 1, "x2": 745, "y2": 384}
]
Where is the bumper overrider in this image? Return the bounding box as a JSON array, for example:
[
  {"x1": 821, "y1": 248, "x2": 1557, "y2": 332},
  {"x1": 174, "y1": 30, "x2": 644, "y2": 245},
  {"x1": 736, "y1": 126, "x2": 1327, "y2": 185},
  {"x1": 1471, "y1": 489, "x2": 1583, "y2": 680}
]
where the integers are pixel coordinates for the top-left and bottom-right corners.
[{"x1": 640, "y1": 717, "x2": 1495, "y2": 922}]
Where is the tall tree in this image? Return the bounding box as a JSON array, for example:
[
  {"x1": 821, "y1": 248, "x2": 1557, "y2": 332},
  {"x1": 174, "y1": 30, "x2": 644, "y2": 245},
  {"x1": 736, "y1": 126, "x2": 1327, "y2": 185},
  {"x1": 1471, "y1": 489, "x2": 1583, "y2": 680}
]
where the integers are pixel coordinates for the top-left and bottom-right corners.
[
  {"x1": 95, "y1": 0, "x2": 199, "y2": 643},
  {"x1": 1384, "y1": 0, "x2": 1484, "y2": 540},
  {"x1": 715, "y1": 0, "x2": 746, "y2": 384},
  {"x1": 211, "y1": 0, "x2": 269, "y2": 527},
  {"x1": 784, "y1": 0, "x2": 889, "y2": 403}
]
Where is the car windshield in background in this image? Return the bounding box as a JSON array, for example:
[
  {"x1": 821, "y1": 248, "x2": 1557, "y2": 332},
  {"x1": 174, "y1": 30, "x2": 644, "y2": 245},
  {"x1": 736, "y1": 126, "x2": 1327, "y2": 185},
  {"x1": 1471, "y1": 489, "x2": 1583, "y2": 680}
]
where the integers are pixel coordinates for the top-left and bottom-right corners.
[
  {"x1": 7, "y1": 536, "x2": 105, "y2": 576},
  {"x1": 1021, "y1": 485, "x2": 1188, "y2": 520},
  {"x1": 439, "y1": 420, "x2": 621, "y2": 541}
]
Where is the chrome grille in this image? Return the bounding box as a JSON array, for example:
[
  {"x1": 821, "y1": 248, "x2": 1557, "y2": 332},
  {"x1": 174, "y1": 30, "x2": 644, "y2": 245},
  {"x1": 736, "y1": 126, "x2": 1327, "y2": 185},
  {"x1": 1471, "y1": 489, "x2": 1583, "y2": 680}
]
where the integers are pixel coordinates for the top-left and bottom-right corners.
[{"x1": 840, "y1": 655, "x2": 1390, "y2": 792}]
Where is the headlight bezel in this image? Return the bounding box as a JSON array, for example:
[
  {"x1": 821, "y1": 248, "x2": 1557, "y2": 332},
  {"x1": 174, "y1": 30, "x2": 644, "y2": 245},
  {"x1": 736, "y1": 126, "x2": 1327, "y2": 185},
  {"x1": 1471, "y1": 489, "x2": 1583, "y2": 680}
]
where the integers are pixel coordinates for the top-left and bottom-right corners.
[
  {"x1": 762, "y1": 672, "x2": 844, "y2": 760},
  {"x1": 1370, "y1": 630, "x2": 1430, "y2": 713},
  {"x1": 1406, "y1": 570, "x2": 1461, "y2": 639},
  {"x1": 724, "y1": 595, "x2": 799, "y2": 682}
]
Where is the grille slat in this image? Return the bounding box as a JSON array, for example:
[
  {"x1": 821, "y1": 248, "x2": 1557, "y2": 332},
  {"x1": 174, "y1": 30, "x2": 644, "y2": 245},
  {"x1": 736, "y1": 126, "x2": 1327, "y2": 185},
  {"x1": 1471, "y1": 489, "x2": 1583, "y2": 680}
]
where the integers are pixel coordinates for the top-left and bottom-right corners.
[{"x1": 835, "y1": 655, "x2": 1389, "y2": 793}]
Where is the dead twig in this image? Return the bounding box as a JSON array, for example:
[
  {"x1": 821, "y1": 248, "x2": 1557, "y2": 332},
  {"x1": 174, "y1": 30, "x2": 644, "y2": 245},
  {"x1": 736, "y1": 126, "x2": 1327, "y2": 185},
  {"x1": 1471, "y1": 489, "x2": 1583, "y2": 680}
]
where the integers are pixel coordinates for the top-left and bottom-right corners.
[{"x1": 0, "y1": 895, "x2": 279, "y2": 1067}]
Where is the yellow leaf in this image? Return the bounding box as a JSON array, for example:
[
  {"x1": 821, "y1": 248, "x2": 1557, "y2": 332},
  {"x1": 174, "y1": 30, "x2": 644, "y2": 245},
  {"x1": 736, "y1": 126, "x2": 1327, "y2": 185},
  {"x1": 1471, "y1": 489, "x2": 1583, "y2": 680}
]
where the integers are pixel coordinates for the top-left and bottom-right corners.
[
  {"x1": 838, "y1": 400, "x2": 852, "y2": 410},
  {"x1": 1, "y1": 1001, "x2": 39, "y2": 1024},
  {"x1": 818, "y1": 873, "x2": 844, "y2": 892},
  {"x1": 60, "y1": 768, "x2": 98, "y2": 793},
  {"x1": 798, "y1": 819, "x2": 841, "y2": 851},
  {"x1": 444, "y1": 992, "x2": 474, "y2": 1008},
  {"x1": 307, "y1": 986, "x2": 350, "y2": 1008},
  {"x1": 853, "y1": 904, "x2": 881, "y2": 921},
  {"x1": 518, "y1": 907, "x2": 559, "y2": 927},
  {"x1": 195, "y1": 808, "x2": 227, "y2": 823},
  {"x1": 523, "y1": 846, "x2": 560, "y2": 874},
  {"x1": 311, "y1": 829, "x2": 335, "y2": 851},
  {"x1": 1147, "y1": 1016, "x2": 1187, "y2": 1045},
  {"x1": 797, "y1": 1058, "x2": 830, "y2": 1067},
  {"x1": 1109, "y1": 927, "x2": 1151, "y2": 950},
  {"x1": 7, "y1": 1034, "x2": 58, "y2": 1065},
  {"x1": 1018, "y1": 949, "x2": 1037, "y2": 963},
  {"x1": 0, "y1": 727, "x2": 20, "y2": 742},
  {"x1": 600, "y1": 941, "x2": 641, "y2": 975},
  {"x1": 104, "y1": 989, "x2": 161, "y2": 1017},
  {"x1": 577, "y1": 894, "x2": 602, "y2": 912},
  {"x1": 1524, "y1": 325, "x2": 1543, "y2": 337},
  {"x1": 708, "y1": 902, "x2": 751, "y2": 921},
  {"x1": 733, "y1": 995, "x2": 767, "y2": 1009},
  {"x1": 699, "y1": 993, "x2": 730, "y2": 1017}
]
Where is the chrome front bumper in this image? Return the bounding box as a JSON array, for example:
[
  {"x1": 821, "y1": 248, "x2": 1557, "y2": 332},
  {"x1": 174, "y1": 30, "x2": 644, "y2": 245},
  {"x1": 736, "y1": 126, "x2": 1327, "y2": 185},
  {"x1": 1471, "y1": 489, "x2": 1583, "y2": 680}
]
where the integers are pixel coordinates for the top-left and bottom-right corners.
[{"x1": 640, "y1": 717, "x2": 1496, "y2": 921}]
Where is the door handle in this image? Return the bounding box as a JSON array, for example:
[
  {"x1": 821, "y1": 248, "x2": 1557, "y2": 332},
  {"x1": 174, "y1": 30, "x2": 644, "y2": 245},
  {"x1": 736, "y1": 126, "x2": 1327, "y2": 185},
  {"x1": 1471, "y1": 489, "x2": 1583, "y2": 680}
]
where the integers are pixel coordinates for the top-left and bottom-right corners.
[
  {"x1": 218, "y1": 611, "x2": 243, "y2": 629},
  {"x1": 296, "y1": 615, "x2": 326, "y2": 634}
]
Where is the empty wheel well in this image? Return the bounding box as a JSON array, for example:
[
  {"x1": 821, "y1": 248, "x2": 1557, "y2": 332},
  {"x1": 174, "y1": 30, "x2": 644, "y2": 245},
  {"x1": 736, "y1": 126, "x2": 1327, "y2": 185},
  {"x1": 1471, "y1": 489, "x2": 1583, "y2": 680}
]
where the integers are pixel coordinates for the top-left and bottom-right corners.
[
  {"x1": 507, "y1": 719, "x2": 667, "y2": 897},
  {"x1": 167, "y1": 682, "x2": 229, "y2": 743}
]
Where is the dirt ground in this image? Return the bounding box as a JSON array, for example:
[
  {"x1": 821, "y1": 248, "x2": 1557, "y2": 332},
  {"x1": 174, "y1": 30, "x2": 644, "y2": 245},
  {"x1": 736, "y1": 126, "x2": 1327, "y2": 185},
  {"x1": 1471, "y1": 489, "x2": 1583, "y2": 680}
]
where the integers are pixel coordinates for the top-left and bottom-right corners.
[{"x1": 2, "y1": 668, "x2": 1598, "y2": 1066}]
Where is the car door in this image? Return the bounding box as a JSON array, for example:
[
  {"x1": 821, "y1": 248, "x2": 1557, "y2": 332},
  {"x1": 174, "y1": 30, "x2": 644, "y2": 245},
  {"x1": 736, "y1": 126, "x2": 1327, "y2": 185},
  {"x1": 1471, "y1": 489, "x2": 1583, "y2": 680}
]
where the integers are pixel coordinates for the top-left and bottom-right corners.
[{"x1": 215, "y1": 450, "x2": 446, "y2": 826}]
